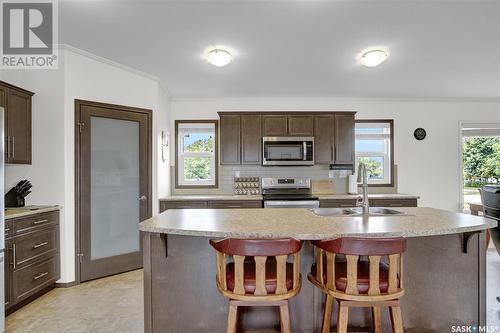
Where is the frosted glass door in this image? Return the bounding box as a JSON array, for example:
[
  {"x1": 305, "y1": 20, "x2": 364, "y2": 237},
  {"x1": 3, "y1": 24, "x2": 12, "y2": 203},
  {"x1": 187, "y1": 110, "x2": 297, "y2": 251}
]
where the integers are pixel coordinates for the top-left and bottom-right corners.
[
  {"x1": 90, "y1": 117, "x2": 140, "y2": 259},
  {"x1": 77, "y1": 100, "x2": 151, "y2": 282}
]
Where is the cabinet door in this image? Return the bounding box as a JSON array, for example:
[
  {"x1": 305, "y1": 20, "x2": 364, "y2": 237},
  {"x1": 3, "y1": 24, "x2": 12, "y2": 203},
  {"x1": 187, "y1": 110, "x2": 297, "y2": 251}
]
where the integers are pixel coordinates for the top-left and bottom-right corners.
[
  {"x1": 7, "y1": 89, "x2": 32, "y2": 164},
  {"x1": 319, "y1": 199, "x2": 357, "y2": 208},
  {"x1": 288, "y1": 115, "x2": 314, "y2": 136},
  {"x1": 163, "y1": 201, "x2": 208, "y2": 209},
  {"x1": 219, "y1": 115, "x2": 241, "y2": 165},
  {"x1": 334, "y1": 114, "x2": 355, "y2": 165},
  {"x1": 0, "y1": 86, "x2": 8, "y2": 162},
  {"x1": 262, "y1": 115, "x2": 287, "y2": 136},
  {"x1": 241, "y1": 115, "x2": 261, "y2": 164},
  {"x1": 4, "y1": 239, "x2": 12, "y2": 309},
  {"x1": 207, "y1": 200, "x2": 262, "y2": 209},
  {"x1": 314, "y1": 115, "x2": 333, "y2": 164},
  {"x1": 369, "y1": 199, "x2": 417, "y2": 207}
]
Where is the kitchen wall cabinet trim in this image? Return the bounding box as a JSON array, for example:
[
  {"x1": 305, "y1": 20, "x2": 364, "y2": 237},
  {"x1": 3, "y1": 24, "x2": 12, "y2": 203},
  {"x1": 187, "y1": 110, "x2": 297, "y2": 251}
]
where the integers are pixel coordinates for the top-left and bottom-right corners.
[{"x1": 0, "y1": 80, "x2": 34, "y2": 165}]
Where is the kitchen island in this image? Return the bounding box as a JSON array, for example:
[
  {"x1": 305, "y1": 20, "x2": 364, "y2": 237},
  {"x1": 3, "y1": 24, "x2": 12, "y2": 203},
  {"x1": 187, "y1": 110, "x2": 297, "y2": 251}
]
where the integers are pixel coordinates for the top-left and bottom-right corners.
[{"x1": 139, "y1": 207, "x2": 496, "y2": 333}]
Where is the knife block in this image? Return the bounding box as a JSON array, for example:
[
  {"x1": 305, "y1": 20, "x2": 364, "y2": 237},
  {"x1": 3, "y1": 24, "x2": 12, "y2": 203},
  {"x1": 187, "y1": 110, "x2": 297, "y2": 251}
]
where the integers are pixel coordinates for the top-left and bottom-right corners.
[{"x1": 5, "y1": 188, "x2": 25, "y2": 208}]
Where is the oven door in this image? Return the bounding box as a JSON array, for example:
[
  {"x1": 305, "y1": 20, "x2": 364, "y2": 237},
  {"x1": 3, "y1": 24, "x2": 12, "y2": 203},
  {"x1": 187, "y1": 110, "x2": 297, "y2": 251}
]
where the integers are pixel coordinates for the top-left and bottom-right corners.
[
  {"x1": 262, "y1": 137, "x2": 314, "y2": 166},
  {"x1": 264, "y1": 200, "x2": 320, "y2": 208}
]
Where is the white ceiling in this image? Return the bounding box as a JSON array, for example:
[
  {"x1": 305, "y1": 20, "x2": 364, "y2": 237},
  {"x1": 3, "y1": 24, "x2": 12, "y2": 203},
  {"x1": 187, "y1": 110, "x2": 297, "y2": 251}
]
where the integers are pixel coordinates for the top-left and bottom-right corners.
[{"x1": 59, "y1": 0, "x2": 500, "y2": 98}]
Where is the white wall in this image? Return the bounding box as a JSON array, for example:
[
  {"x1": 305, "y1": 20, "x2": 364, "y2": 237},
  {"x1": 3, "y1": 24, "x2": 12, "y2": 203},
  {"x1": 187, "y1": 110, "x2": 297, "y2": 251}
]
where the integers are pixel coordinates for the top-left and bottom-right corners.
[
  {"x1": 2, "y1": 46, "x2": 170, "y2": 283},
  {"x1": 170, "y1": 98, "x2": 500, "y2": 211}
]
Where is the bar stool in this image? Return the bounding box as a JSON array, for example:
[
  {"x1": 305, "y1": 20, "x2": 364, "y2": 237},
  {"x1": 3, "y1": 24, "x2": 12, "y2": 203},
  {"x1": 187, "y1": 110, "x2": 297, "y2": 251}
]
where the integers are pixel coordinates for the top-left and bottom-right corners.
[
  {"x1": 210, "y1": 238, "x2": 303, "y2": 333},
  {"x1": 308, "y1": 237, "x2": 406, "y2": 333}
]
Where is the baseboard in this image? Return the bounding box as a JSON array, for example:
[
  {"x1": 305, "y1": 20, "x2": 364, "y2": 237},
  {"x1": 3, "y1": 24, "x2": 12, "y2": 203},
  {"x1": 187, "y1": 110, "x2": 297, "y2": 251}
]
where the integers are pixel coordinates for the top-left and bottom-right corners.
[{"x1": 55, "y1": 281, "x2": 78, "y2": 288}]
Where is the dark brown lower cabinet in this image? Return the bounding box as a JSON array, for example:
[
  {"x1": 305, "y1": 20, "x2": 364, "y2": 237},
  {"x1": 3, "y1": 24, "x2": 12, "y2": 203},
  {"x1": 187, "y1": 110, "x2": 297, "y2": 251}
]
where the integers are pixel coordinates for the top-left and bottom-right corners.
[
  {"x1": 160, "y1": 199, "x2": 262, "y2": 212},
  {"x1": 319, "y1": 198, "x2": 418, "y2": 208},
  {"x1": 207, "y1": 200, "x2": 262, "y2": 209},
  {"x1": 319, "y1": 199, "x2": 357, "y2": 208},
  {"x1": 5, "y1": 210, "x2": 60, "y2": 315},
  {"x1": 370, "y1": 198, "x2": 417, "y2": 207}
]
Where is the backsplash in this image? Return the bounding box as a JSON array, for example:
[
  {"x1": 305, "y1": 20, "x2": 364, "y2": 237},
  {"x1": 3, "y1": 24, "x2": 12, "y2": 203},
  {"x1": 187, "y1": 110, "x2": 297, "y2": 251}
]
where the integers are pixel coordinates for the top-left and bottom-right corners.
[{"x1": 170, "y1": 164, "x2": 399, "y2": 196}]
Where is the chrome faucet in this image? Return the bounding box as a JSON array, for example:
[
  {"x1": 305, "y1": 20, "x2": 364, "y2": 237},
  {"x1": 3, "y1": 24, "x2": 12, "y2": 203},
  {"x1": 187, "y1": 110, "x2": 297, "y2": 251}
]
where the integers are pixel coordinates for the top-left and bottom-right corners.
[{"x1": 356, "y1": 162, "x2": 370, "y2": 214}]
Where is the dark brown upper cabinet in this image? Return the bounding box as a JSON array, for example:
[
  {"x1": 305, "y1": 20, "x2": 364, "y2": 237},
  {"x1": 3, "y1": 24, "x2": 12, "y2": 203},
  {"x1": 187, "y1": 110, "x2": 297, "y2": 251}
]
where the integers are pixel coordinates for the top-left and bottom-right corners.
[
  {"x1": 288, "y1": 115, "x2": 314, "y2": 136},
  {"x1": 262, "y1": 115, "x2": 287, "y2": 136},
  {"x1": 334, "y1": 114, "x2": 355, "y2": 165},
  {"x1": 219, "y1": 114, "x2": 241, "y2": 165},
  {"x1": 218, "y1": 112, "x2": 356, "y2": 167},
  {"x1": 0, "y1": 81, "x2": 33, "y2": 165},
  {"x1": 314, "y1": 114, "x2": 334, "y2": 164},
  {"x1": 241, "y1": 115, "x2": 261, "y2": 164}
]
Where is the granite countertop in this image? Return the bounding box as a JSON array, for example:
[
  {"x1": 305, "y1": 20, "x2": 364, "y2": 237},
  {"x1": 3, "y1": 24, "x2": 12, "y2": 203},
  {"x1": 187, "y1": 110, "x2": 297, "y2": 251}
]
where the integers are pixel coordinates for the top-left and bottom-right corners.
[
  {"x1": 139, "y1": 207, "x2": 496, "y2": 239},
  {"x1": 159, "y1": 193, "x2": 419, "y2": 201},
  {"x1": 5, "y1": 205, "x2": 62, "y2": 220}
]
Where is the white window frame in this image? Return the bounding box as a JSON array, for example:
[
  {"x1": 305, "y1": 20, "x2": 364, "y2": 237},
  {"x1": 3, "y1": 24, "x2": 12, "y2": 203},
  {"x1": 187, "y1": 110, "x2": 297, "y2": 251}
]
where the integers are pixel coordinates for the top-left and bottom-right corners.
[
  {"x1": 176, "y1": 121, "x2": 218, "y2": 188},
  {"x1": 355, "y1": 121, "x2": 393, "y2": 186}
]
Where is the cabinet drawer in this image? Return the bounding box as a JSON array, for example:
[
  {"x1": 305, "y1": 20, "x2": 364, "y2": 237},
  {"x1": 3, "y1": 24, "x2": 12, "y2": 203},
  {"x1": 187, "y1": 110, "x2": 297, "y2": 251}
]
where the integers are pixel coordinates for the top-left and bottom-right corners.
[
  {"x1": 319, "y1": 199, "x2": 357, "y2": 208},
  {"x1": 162, "y1": 201, "x2": 208, "y2": 210},
  {"x1": 369, "y1": 199, "x2": 417, "y2": 207},
  {"x1": 13, "y1": 257, "x2": 57, "y2": 303},
  {"x1": 14, "y1": 211, "x2": 59, "y2": 235},
  {"x1": 5, "y1": 220, "x2": 13, "y2": 239},
  {"x1": 208, "y1": 200, "x2": 262, "y2": 209},
  {"x1": 14, "y1": 228, "x2": 58, "y2": 269}
]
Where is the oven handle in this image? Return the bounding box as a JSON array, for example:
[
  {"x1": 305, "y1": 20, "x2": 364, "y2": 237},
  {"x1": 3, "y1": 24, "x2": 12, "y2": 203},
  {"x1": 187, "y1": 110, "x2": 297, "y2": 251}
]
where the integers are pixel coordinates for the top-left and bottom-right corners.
[
  {"x1": 264, "y1": 200, "x2": 320, "y2": 208},
  {"x1": 303, "y1": 142, "x2": 307, "y2": 161}
]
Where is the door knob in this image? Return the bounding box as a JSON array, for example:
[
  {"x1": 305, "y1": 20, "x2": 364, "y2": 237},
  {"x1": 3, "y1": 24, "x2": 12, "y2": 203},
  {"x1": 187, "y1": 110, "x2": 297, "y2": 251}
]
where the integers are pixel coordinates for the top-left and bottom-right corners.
[{"x1": 138, "y1": 195, "x2": 147, "y2": 201}]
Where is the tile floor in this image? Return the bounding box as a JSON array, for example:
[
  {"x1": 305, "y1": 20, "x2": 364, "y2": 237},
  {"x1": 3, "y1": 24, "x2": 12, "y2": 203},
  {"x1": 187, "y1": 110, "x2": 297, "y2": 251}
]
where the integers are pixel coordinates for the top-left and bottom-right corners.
[
  {"x1": 4, "y1": 251, "x2": 500, "y2": 332},
  {"x1": 6, "y1": 270, "x2": 143, "y2": 333}
]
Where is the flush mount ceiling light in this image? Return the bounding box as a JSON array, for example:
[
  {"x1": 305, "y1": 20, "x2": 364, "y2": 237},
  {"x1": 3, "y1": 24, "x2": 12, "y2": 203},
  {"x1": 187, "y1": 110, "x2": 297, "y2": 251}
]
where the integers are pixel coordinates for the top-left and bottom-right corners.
[
  {"x1": 205, "y1": 48, "x2": 233, "y2": 67},
  {"x1": 359, "y1": 48, "x2": 389, "y2": 67}
]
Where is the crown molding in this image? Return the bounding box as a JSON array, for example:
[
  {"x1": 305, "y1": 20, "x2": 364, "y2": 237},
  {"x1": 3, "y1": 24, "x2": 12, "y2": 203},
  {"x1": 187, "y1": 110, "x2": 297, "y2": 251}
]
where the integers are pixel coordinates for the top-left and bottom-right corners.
[{"x1": 170, "y1": 96, "x2": 500, "y2": 103}]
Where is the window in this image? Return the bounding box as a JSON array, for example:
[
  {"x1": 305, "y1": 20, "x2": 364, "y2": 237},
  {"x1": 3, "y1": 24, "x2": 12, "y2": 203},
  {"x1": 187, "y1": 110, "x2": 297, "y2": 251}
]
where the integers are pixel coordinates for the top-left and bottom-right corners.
[
  {"x1": 355, "y1": 120, "x2": 394, "y2": 186},
  {"x1": 175, "y1": 120, "x2": 218, "y2": 188}
]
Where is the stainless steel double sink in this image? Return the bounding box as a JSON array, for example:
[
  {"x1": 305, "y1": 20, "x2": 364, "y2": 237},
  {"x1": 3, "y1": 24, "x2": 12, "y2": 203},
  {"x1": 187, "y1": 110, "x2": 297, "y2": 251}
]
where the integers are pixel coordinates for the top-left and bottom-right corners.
[{"x1": 310, "y1": 207, "x2": 406, "y2": 217}]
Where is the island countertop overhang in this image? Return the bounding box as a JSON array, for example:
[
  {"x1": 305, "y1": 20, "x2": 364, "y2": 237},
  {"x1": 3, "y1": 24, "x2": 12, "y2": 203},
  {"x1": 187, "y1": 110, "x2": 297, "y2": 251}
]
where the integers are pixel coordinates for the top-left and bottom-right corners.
[{"x1": 139, "y1": 207, "x2": 497, "y2": 239}]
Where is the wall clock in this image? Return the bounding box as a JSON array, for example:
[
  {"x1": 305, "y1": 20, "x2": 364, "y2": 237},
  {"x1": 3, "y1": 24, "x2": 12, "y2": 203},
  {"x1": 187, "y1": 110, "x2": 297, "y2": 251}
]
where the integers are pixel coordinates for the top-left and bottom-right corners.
[{"x1": 414, "y1": 128, "x2": 427, "y2": 141}]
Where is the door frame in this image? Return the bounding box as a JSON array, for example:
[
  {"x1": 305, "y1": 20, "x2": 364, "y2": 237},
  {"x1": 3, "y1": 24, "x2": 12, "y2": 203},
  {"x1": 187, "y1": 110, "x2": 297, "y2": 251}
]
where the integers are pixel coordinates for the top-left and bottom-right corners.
[
  {"x1": 74, "y1": 99, "x2": 152, "y2": 284},
  {"x1": 458, "y1": 120, "x2": 500, "y2": 212}
]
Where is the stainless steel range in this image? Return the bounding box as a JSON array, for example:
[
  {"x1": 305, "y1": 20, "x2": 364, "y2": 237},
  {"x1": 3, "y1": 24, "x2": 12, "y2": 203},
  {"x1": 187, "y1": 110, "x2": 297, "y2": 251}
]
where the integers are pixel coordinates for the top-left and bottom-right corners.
[{"x1": 262, "y1": 177, "x2": 319, "y2": 208}]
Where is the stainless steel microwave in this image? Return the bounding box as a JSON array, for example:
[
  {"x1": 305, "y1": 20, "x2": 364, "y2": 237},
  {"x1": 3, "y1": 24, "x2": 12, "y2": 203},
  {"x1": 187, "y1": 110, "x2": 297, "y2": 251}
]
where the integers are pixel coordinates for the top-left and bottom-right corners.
[{"x1": 262, "y1": 137, "x2": 314, "y2": 166}]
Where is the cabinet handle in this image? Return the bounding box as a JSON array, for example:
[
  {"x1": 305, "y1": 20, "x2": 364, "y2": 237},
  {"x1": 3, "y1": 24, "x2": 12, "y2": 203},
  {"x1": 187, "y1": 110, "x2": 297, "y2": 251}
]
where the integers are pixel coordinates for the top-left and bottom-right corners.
[
  {"x1": 32, "y1": 241, "x2": 49, "y2": 249},
  {"x1": 11, "y1": 136, "x2": 14, "y2": 159},
  {"x1": 12, "y1": 244, "x2": 16, "y2": 269},
  {"x1": 226, "y1": 205, "x2": 242, "y2": 208},
  {"x1": 178, "y1": 206, "x2": 192, "y2": 209},
  {"x1": 389, "y1": 203, "x2": 404, "y2": 207},
  {"x1": 33, "y1": 219, "x2": 48, "y2": 225},
  {"x1": 33, "y1": 272, "x2": 49, "y2": 280}
]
